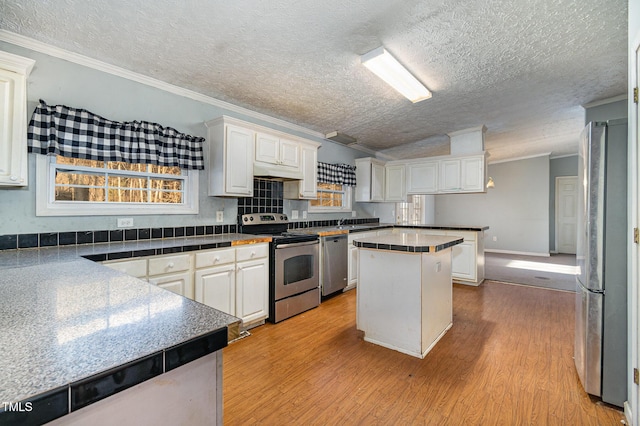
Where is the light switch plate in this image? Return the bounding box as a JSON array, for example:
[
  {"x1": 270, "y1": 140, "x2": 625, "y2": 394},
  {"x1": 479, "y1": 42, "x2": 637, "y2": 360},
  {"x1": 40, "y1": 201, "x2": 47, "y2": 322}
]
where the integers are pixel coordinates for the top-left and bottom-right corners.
[
  {"x1": 291, "y1": 210, "x2": 299, "y2": 219},
  {"x1": 216, "y1": 211, "x2": 224, "y2": 222},
  {"x1": 302, "y1": 211, "x2": 307, "y2": 219}
]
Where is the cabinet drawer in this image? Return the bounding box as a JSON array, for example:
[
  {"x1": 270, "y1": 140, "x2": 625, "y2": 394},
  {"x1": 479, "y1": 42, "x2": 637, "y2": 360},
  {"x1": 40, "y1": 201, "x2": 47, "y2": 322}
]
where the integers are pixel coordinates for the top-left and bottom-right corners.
[
  {"x1": 103, "y1": 258, "x2": 147, "y2": 278},
  {"x1": 446, "y1": 230, "x2": 476, "y2": 242},
  {"x1": 195, "y1": 248, "x2": 236, "y2": 269},
  {"x1": 236, "y1": 243, "x2": 269, "y2": 262},
  {"x1": 148, "y1": 253, "x2": 192, "y2": 276}
]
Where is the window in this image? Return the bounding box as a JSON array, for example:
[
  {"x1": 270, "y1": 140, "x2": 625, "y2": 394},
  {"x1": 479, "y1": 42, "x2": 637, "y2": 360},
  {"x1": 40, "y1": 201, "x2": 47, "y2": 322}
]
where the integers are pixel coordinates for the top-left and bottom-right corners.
[
  {"x1": 396, "y1": 195, "x2": 426, "y2": 224},
  {"x1": 309, "y1": 182, "x2": 352, "y2": 212},
  {"x1": 36, "y1": 155, "x2": 199, "y2": 216}
]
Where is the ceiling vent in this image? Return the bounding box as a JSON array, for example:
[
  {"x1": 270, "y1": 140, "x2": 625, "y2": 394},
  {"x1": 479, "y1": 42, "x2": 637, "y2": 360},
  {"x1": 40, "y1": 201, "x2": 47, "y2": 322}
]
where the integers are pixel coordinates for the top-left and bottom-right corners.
[{"x1": 325, "y1": 131, "x2": 357, "y2": 145}]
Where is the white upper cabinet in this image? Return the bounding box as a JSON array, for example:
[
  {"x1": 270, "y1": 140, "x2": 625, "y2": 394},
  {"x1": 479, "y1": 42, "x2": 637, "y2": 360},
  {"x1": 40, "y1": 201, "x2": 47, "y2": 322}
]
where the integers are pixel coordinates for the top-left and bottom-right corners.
[
  {"x1": 206, "y1": 117, "x2": 255, "y2": 197},
  {"x1": 255, "y1": 132, "x2": 300, "y2": 169},
  {"x1": 460, "y1": 156, "x2": 485, "y2": 192},
  {"x1": 283, "y1": 141, "x2": 319, "y2": 200},
  {"x1": 406, "y1": 160, "x2": 438, "y2": 194},
  {"x1": 439, "y1": 159, "x2": 462, "y2": 192},
  {"x1": 0, "y1": 51, "x2": 35, "y2": 187},
  {"x1": 355, "y1": 157, "x2": 385, "y2": 202},
  {"x1": 384, "y1": 163, "x2": 406, "y2": 202}
]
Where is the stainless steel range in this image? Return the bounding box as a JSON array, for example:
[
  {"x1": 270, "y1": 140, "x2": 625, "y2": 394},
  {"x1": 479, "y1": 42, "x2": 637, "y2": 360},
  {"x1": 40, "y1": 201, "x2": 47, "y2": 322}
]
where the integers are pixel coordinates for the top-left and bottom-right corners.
[{"x1": 239, "y1": 213, "x2": 320, "y2": 323}]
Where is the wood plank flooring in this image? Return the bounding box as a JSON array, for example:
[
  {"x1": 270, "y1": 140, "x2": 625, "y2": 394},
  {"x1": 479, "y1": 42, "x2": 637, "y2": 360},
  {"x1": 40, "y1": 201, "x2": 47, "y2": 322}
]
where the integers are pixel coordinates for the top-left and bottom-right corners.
[{"x1": 223, "y1": 281, "x2": 625, "y2": 425}]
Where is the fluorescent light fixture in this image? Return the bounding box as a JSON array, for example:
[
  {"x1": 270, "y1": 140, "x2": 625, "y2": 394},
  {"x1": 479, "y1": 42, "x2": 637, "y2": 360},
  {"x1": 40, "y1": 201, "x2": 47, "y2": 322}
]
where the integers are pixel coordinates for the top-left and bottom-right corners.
[{"x1": 361, "y1": 46, "x2": 432, "y2": 103}]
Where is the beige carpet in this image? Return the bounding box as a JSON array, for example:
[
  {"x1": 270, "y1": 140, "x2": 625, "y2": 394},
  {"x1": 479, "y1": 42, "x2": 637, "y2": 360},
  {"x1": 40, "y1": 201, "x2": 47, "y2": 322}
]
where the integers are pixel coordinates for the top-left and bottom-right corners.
[{"x1": 484, "y1": 252, "x2": 577, "y2": 292}]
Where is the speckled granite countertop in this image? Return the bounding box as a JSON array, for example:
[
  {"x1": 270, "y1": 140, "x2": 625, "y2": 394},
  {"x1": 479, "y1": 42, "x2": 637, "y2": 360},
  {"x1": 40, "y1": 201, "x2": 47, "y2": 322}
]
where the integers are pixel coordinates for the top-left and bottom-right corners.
[
  {"x1": 0, "y1": 233, "x2": 267, "y2": 423},
  {"x1": 352, "y1": 234, "x2": 464, "y2": 253},
  {"x1": 295, "y1": 224, "x2": 489, "y2": 237}
]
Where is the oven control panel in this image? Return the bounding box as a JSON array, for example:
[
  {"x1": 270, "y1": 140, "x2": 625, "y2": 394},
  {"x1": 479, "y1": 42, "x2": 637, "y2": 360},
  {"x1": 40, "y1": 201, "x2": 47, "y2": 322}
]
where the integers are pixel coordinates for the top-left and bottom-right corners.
[{"x1": 240, "y1": 213, "x2": 289, "y2": 224}]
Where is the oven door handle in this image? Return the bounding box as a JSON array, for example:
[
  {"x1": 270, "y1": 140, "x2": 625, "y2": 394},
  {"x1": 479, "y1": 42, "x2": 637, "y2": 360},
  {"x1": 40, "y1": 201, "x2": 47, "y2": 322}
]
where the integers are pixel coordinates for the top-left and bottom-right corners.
[{"x1": 276, "y1": 240, "x2": 318, "y2": 249}]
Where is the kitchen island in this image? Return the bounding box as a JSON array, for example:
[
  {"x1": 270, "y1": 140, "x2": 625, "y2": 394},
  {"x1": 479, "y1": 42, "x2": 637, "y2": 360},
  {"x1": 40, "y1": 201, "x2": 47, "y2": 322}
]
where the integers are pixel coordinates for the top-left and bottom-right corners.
[
  {"x1": 353, "y1": 233, "x2": 463, "y2": 359},
  {"x1": 0, "y1": 233, "x2": 265, "y2": 425}
]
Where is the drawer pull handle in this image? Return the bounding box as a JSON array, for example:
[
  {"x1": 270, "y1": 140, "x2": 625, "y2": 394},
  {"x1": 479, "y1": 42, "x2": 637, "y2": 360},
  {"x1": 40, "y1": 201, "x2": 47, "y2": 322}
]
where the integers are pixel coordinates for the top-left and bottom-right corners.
[
  {"x1": 213, "y1": 256, "x2": 220, "y2": 263},
  {"x1": 167, "y1": 262, "x2": 175, "y2": 269},
  {"x1": 251, "y1": 251, "x2": 256, "y2": 257}
]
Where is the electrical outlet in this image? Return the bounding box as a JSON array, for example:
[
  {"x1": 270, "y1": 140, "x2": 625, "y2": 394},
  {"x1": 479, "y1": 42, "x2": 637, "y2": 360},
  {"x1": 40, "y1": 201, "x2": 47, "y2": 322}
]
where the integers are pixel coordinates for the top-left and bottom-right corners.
[
  {"x1": 117, "y1": 218, "x2": 134, "y2": 228},
  {"x1": 302, "y1": 211, "x2": 307, "y2": 219},
  {"x1": 492, "y1": 236, "x2": 497, "y2": 242},
  {"x1": 291, "y1": 210, "x2": 299, "y2": 219},
  {"x1": 352, "y1": 211, "x2": 356, "y2": 217},
  {"x1": 216, "y1": 211, "x2": 224, "y2": 222}
]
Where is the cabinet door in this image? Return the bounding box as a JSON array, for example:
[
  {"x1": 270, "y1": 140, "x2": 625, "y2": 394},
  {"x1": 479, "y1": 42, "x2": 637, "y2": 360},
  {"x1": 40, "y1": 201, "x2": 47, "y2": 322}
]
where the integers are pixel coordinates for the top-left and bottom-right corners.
[
  {"x1": 236, "y1": 258, "x2": 269, "y2": 324},
  {"x1": 439, "y1": 159, "x2": 461, "y2": 192},
  {"x1": 0, "y1": 69, "x2": 28, "y2": 186},
  {"x1": 385, "y1": 164, "x2": 406, "y2": 201},
  {"x1": 461, "y1": 156, "x2": 484, "y2": 191},
  {"x1": 451, "y1": 241, "x2": 476, "y2": 281},
  {"x1": 299, "y1": 144, "x2": 317, "y2": 198},
  {"x1": 370, "y1": 162, "x2": 385, "y2": 201},
  {"x1": 102, "y1": 258, "x2": 147, "y2": 278},
  {"x1": 279, "y1": 138, "x2": 300, "y2": 168},
  {"x1": 225, "y1": 124, "x2": 254, "y2": 196},
  {"x1": 195, "y1": 264, "x2": 236, "y2": 316},
  {"x1": 407, "y1": 161, "x2": 438, "y2": 194},
  {"x1": 255, "y1": 132, "x2": 280, "y2": 165},
  {"x1": 149, "y1": 271, "x2": 194, "y2": 298}
]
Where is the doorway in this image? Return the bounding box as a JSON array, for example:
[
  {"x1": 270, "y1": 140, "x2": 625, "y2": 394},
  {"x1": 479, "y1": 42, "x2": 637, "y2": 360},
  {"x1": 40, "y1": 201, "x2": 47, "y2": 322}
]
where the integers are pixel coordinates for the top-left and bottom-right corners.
[{"x1": 555, "y1": 176, "x2": 578, "y2": 254}]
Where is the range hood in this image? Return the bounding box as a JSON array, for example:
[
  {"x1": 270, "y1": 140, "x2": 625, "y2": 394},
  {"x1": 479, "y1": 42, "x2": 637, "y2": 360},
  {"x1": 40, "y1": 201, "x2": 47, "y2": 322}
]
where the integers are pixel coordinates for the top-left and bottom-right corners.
[{"x1": 253, "y1": 163, "x2": 303, "y2": 180}]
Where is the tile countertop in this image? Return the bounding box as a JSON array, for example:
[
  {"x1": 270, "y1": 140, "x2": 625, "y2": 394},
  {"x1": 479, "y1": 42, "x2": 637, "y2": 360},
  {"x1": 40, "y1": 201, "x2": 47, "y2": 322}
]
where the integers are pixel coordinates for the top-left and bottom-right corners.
[
  {"x1": 352, "y1": 234, "x2": 464, "y2": 253},
  {"x1": 0, "y1": 233, "x2": 267, "y2": 418}
]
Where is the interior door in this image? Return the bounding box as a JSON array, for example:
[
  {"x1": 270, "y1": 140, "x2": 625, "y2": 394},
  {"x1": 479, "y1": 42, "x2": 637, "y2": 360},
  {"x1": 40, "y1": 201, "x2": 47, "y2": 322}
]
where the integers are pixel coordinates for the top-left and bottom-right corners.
[{"x1": 556, "y1": 176, "x2": 578, "y2": 254}]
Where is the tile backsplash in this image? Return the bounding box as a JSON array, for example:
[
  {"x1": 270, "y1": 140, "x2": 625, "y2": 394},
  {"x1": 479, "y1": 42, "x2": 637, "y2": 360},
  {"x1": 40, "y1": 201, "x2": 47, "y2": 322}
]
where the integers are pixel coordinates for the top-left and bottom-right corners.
[{"x1": 237, "y1": 178, "x2": 283, "y2": 216}]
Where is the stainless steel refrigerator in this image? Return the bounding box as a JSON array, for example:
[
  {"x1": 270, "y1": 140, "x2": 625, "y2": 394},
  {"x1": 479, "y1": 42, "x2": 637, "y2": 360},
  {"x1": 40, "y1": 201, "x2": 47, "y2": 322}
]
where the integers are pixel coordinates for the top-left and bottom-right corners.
[{"x1": 574, "y1": 119, "x2": 627, "y2": 407}]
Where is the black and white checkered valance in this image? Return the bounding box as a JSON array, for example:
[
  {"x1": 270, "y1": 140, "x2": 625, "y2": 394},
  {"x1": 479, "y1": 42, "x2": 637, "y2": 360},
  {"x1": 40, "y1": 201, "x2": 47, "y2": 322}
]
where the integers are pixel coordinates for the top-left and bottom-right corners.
[
  {"x1": 317, "y1": 162, "x2": 357, "y2": 186},
  {"x1": 27, "y1": 100, "x2": 205, "y2": 170}
]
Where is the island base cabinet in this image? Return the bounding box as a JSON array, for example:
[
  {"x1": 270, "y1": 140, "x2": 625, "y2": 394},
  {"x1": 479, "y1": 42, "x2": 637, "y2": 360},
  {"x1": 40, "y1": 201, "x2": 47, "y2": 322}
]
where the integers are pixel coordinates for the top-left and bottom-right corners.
[
  {"x1": 47, "y1": 351, "x2": 223, "y2": 426},
  {"x1": 357, "y1": 248, "x2": 452, "y2": 359}
]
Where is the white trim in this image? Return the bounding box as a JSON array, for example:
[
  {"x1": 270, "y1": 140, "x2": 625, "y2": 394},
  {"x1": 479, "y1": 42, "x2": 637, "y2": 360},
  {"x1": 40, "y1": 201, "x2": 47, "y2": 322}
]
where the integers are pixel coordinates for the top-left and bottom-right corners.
[
  {"x1": 0, "y1": 49, "x2": 35, "y2": 75},
  {"x1": 485, "y1": 248, "x2": 550, "y2": 257},
  {"x1": 582, "y1": 94, "x2": 628, "y2": 109},
  {"x1": 0, "y1": 30, "x2": 326, "y2": 142},
  {"x1": 550, "y1": 153, "x2": 579, "y2": 160},
  {"x1": 308, "y1": 185, "x2": 353, "y2": 213},
  {"x1": 35, "y1": 155, "x2": 199, "y2": 216},
  {"x1": 487, "y1": 152, "x2": 551, "y2": 165}
]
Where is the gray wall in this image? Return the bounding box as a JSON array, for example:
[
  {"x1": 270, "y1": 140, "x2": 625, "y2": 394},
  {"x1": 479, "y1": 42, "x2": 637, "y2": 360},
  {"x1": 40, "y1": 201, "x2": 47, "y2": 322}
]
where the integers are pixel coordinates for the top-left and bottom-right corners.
[
  {"x1": 0, "y1": 42, "x2": 371, "y2": 235},
  {"x1": 549, "y1": 155, "x2": 579, "y2": 252},
  {"x1": 585, "y1": 99, "x2": 628, "y2": 123},
  {"x1": 435, "y1": 155, "x2": 551, "y2": 255}
]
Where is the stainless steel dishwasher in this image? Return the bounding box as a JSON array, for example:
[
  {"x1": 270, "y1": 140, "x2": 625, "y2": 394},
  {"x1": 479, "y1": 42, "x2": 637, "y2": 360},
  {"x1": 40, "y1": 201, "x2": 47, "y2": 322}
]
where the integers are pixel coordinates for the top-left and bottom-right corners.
[{"x1": 321, "y1": 234, "x2": 348, "y2": 297}]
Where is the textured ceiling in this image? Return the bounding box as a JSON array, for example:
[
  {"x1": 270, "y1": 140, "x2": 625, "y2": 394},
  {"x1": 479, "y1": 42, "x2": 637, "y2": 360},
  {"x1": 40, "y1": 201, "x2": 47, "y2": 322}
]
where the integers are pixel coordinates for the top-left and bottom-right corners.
[{"x1": 0, "y1": 0, "x2": 628, "y2": 162}]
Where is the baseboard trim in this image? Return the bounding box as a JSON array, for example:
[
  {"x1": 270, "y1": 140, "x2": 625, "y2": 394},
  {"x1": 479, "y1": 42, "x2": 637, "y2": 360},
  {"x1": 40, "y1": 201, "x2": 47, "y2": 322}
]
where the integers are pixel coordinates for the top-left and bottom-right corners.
[{"x1": 485, "y1": 249, "x2": 550, "y2": 257}]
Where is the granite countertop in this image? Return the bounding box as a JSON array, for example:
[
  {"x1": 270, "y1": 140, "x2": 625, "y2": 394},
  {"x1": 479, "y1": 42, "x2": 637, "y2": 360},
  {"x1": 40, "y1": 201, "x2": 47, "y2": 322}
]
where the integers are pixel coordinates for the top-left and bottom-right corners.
[
  {"x1": 0, "y1": 233, "x2": 267, "y2": 422},
  {"x1": 294, "y1": 223, "x2": 489, "y2": 237},
  {"x1": 352, "y1": 234, "x2": 464, "y2": 253}
]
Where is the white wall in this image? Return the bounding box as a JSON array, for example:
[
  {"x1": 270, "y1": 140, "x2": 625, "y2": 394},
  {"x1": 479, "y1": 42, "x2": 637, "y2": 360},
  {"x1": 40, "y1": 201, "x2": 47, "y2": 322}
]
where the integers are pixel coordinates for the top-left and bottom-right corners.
[
  {"x1": 0, "y1": 41, "x2": 371, "y2": 235},
  {"x1": 435, "y1": 155, "x2": 550, "y2": 255}
]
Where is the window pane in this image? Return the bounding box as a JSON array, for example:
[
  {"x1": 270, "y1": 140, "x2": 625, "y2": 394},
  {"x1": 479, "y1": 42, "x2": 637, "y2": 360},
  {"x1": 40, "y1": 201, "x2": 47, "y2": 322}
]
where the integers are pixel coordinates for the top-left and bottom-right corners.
[
  {"x1": 150, "y1": 178, "x2": 182, "y2": 191},
  {"x1": 150, "y1": 191, "x2": 183, "y2": 204},
  {"x1": 108, "y1": 189, "x2": 148, "y2": 203},
  {"x1": 55, "y1": 187, "x2": 106, "y2": 202},
  {"x1": 149, "y1": 165, "x2": 182, "y2": 176},
  {"x1": 107, "y1": 161, "x2": 149, "y2": 172},
  {"x1": 55, "y1": 170, "x2": 105, "y2": 186},
  {"x1": 56, "y1": 156, "x2": 103, "y2": 168},
  {"x1": 108, "y1": 176, "x2": 148, "y2": 189}
]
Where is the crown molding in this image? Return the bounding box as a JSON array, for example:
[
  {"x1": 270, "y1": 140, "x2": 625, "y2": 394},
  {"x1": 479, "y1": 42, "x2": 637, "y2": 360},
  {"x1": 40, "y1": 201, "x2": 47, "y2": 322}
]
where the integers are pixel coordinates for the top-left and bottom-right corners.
[
  {"x1": 582, "y1": 94, "x2": 627, "y2": 109},
  {"x1": 0, "y1": 30, "x2": 328, "y2": 141},
  {"x1": 488, "y1": 152, "x2": 551, "y2": 165}
]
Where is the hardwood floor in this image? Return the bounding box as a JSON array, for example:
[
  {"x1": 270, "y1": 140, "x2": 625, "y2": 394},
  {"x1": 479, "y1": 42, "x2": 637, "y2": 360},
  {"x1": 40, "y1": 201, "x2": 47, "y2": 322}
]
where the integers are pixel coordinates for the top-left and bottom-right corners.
[{"x1": 223, "y1": 281, "x2": 625, "y2": 425}]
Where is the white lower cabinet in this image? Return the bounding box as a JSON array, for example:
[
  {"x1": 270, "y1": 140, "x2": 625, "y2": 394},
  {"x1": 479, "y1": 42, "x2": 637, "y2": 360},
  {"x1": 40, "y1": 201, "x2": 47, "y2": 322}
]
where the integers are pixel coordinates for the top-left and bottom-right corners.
[
  {"x1": 194, "y1": 243, "x2": 268, "y2": 327},
  {"x1": 194, "y1": 264, "x2": 236, "y2": 315},
  {"x1": 103, "y1": 243, "x2": 269, "y2": 327},
  {"x1": 451, "y1": 242, "x2": 475, "y2": 280},
  {"x1": 149, "y1": 271, "x2": 194, "y2": 298}
]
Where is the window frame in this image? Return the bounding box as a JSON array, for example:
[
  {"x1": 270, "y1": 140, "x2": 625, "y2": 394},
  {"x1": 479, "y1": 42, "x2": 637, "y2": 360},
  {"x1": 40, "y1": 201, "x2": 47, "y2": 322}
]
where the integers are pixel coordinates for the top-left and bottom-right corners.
[
  {"x1": 35, "y1": 154, "x2": 199, "y2": 216},
  {"x1": 308, "y1": 182, "x2": 353, "y2": 213}
]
